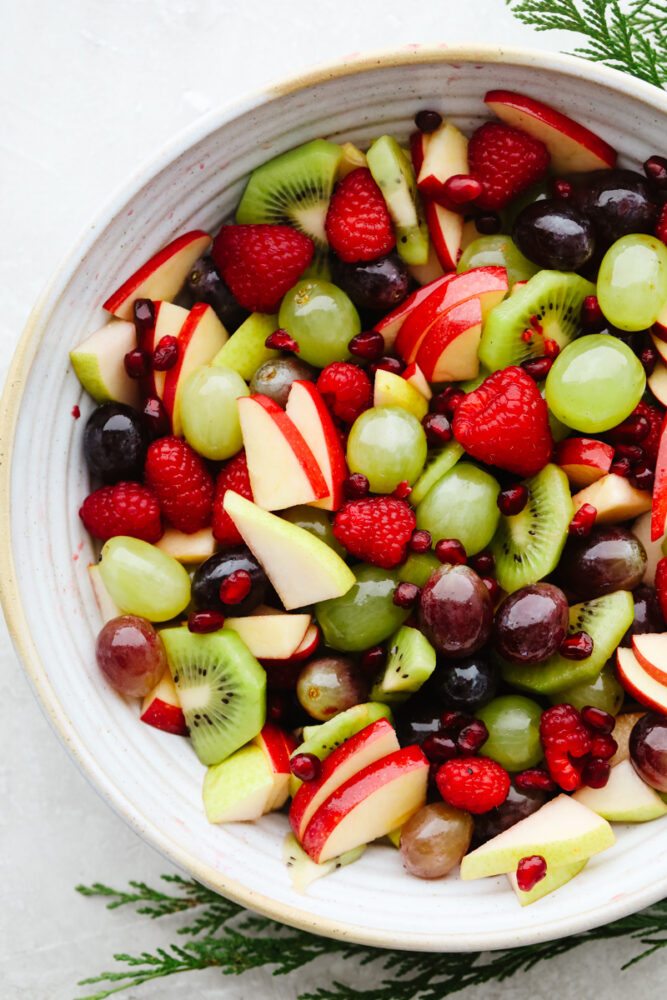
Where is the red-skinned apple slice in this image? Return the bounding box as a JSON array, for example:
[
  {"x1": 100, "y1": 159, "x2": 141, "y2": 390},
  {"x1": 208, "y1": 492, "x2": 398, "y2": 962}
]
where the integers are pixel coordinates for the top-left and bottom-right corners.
[
  {"x1": 290, "y1": 719, "x2": 400, "y2": 841},
  {"x1": 238, "y1": 395, "x2": 328, "y2": 510},
  {"x1": 155, "y1": 527, "x2": 217, "y2": 563},
  {"x1": 161, "y1": 303, "x2": 229, "y2": 435},
  {"x1": 554, "y1": 437, "x2": 614, "y2": 488},
  {"x1": 139, "y1": 301, "x2": 190, "y2": 400},
  {"x1": 300, "y1": 744, "x2": 428, "y2": 863},
  {"x1": 286, "y1": 381, "x2": 347, "y2": 512},
  {"x1": 402, "y1": 362, "x2": 432, "y2": 400},
  {"x1": 484, "y1": 90, "x2": 617, "y2": 173},
  {"x1": 415, "y1": 298, "x2": 483, "y2": 382},
  {"x1": 103, "y1": 230, "x2": 212, "y2": 320},
  {"x1": 423, "y1": 199, "x2": 463, "y2": 273},
  {"x1": 223, "y1": 610, "x2": 311, "y2": 660},
  {"x1": 416, "y1": 121, "x2": 469, "y2": 207},
  {"x1": 652, "y1": 413, "x2": 667, "y2": 541},
  {"x1": 373, "y1": 274, "x2": 453, "y2": 350},
  {"x1": 572, "y1": 473, "x2": 652, "y2": 524},
  {"x1": 140, "y1": 669, "x2": 188, "y2": 736},
  {"x1": 651, "y1": 331, "x2": 667, "y2": 363},
  {"x1": 617, "y1": 646, "x2": 667, "y2": 713},
  {"x1": 632, "y1": 634, "x2": 667, "y2": 685},
  {"x1": 408, "y1": 239, "x2": 447, "y2": 286},
  {"x1": 409, "y1": 130, "x2": 430, "y2": 176},
  {"x1": 253, "y1": 722, "x2": 297, "y2": 810},
  {"x1": 654, "y1": 301, "x2": 667, "y2": 342},
  {"x1": 261, "y1": 623, "x2": 321, "y2": 689}
]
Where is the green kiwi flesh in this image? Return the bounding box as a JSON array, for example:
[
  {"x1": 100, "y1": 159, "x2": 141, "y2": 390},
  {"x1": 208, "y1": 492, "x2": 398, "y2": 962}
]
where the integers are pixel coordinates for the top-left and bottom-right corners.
[
  {"x1": 370, "y1": 626, "x2": 437, "y2": 702},
  {"x1": 410, "y1": 440, "x2": 464, "y2": 507},
  {"x1": 282, "y1": 833, "x2": 365, "y2": 892},
  {"x1": 366, "y1": 136, "x2": 429, "y2": 266}
]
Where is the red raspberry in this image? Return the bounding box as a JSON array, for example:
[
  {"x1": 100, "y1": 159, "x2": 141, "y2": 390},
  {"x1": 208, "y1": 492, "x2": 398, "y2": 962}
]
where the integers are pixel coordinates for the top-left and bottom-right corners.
[
  {"x1": 332, "y1": 497, "x2": 416, "y2": 569},
  {"x1": 540, "y1": 704, "x2": 592, "y2": 792},
  {"x1": 452, "y1": 367, "x2": 554, "y2": 477},
  {"x1": 655, "y1": 557, "x2": 667, "y2": 623},
  {"x1": 212, "y1": 450, "x2": 253, "y2": 546},
  {"x1": 436, "y1": 756, "x2": 510, "y2": 814},
  {"x1": 656, "y1": 204, "x2": 667, "y2": 244},
  {"x1": 144, "y1": 436, "x2": 214, "y2": 534},
  {"x1": 633, "y1": 400, "x2": 665, "y2": 465},
  {"x1": 468, "y1": 122, "x2": 550, "y2": 210},
  {"x1": 211, "y1": 224, "x2": 313, "y2": 312},
  {"x1": 325, "y1": 167, "x2": 395, "y2": 263},
  {"x1": 80, "y1": 482, "x2": 163, "y2": 543},
  {"x1": 316, "y1": 362, "x2": 372, "y2": 424}
]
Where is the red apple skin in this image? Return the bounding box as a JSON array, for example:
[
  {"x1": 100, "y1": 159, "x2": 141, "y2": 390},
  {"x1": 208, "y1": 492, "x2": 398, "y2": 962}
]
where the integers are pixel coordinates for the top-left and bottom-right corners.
[
  {"x1": 652, "y1": 416, "x2": 667, "y2": 541},
  {"x1": 286, "y1": 381, "x2": 347, "y2": 512},
  {"x1": 374, "y1": 274, "x2": 453, "y2": 350},
  {"x1": 409, "y1": 131, "x2": 430, "y2": 176},
  {"x1": 261, "y1": 624, "x2": 320, "y2": 689},
  {"x1": 423, "y1": 199, "x2": 461, "y2": 272},
  {"x1": 255, "y1": 722, "x2": 297, "y2": 774},
  {"x1": 632, "y1": 635, "x2": 667, "y2": 685},
  {"x1": 161, "y1": 303, "x2": 218, "y2": 425},
  {"x1": 617, "y1": 647, "x2": 667, "y2": 714},
  {"x1": 415, "y1": 298, "x2": 483, "y2": 382},
  {"x1": 140, "y1": 679, "x2": 188, "y2": 736},
  {"x1": 554, "y1": 437, "x2": 615, "y2": 488}
]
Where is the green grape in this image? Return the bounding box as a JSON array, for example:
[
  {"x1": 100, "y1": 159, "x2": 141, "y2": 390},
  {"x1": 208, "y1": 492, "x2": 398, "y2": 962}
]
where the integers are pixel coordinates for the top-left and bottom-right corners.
[
  {"x1": 315, "y1": 565, "x2": 409, "y2": 651},
  {"x1": 281, "y1": 505, "x2": 346, "y2": 558},
  {"x1": 545, "y1": 334, "x2": 645, "y2": 433},
  {"x1": 539, "y1": 382, "x2": 570, "y2": 442},
  {"x1": 347, "y1": 406, "x2": 427, "y2": 494},
  {"x1": 416, "y1": 463, "x2": 500, "y2": 556},
  {"x1": 398, "y1": 551, "x2": 441, "y2": 587},
  {"x1": 457, "y1": 235, "x2": 539, "y2": 287},
  {"x1": 180, "y1": 365, "x2": 249, "y2": 460},
  {"x1": 98, "y1": 537, "x2": 191, "y2": 622},
  {"x1": 278, "y1": 279, "x2": 360, "y2": 367},
  {"x1": 551, "y1": 662, "x2": 623, "y2": 715},
  {"x1": 597, "y1": 234, "x2": 667, "y2": 332},
  {"x1": 476, "y1": 695, "x2": 543, "y2": 772}
]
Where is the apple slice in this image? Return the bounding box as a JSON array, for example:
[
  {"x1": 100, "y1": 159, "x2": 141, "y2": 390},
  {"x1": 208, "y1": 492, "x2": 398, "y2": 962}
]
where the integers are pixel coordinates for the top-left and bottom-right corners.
[
  {"x1": 253, "y1": 722, "x2": 297, "y2": 811},
  {"x1": 140, "y1": 668, "x2": 188, "y2": 736},
  {"x1": 654, "y1": 299, "x2": 667, "y2": 342},
  {"x1": 161, "y1": 303, "x2": 229, "y2": 435},
  {"x1": 403, "y1": 362, "x2": 432, "y2": 400},
  {"x1": 554, "y1": 437, "x2": 614, "y2": 488},
  {"x1": 574, "y1": 758, "x2": 667, "y2": 822},
  {"x1": 290, "y1": 719, "x2": 399, "y2": 840},
  {"x1": 416, "y1": 121, "x2": 469, "y2": 207},
  {"x1": 632, "y1": 510, "x2": 666, "y2": 585},
  {"x1": 648, "y1": 359, "x2": 667, "y2": 407},
  {"x1": 261, "y1": 623, "x2": 320, "y2": 689},
  {"x1": 140, "y1": 301, "x2": 190, "y2": 400},
  {"x1": 223, "y1": 491, "x2": 355, "y2": 610},
  {"x1": 484, "y1": 90, "x2": 617, "y2": 173},
  {"x1": 88, "y1": 564, "x2": 122, "y2": 623},
  {"x1": 651, "y1": 411, "x2": 667, "y2": 541},
  {"x1": 338, "y1": 141, "x2": 368, "y2": 179},
  {"x1": 238, "y1": 395, "x2": 328, "y2": 511},
  {"x1": 300, "y1": 744, "x2": 429, "y2": 863},
  {"x1": 609, "y1": 712, "x2": 646, "y2": 767},
  {"x1": 409, "y1": 129, "x2": 430, "y2": 176},
  {"x1": 507, "y1": 858, "x2": 587, "y2": 907},
  {"x1": 103, "y1": 230, "x2": 212, "y2": 320},
  {"x1": 223, "y1": 610, "x2": 311, "y2": 660},
  {"x1": 373, "y1": 368, "x2": 429, "y2": 420},
  {"x1": 285, "y1": 381, "x2": 347, "y2": 512},
  {"x1": 373, "y1": 274, "x2": 453, "y2": 351},
  {"x1": 415, "y1": 297, "x2": 483, "y2": 382},
  {"x1": 617, "y1": 646, "x2": 667, "y2": 713},
  {"x1": 202, "y1": 744, "x2": 277, "y2": 823},
  {"x1": 70, "y1": 319, "x2": 140, "y2": 407},
  {"x1": 572, "y1": 473, "x2": 652, "y2": 523},
  {"x1": 408, "y1": 240, "x2": 446, "y2": 286},
  {"x1": 460, "y1": 794, "x2": 615, "y2": 880},
  {"x1": 423, "y1": 199, "x2": 464, "y2": 272},
  {"x1": 651, "y1": 331, "x2": 667, "y2": 365},
  {"x1": 632, "y1": 633, "x2": 667, "y2": 684},
  {"x1": 156, "y1": 527, "x2": 217, "y2": 563}
]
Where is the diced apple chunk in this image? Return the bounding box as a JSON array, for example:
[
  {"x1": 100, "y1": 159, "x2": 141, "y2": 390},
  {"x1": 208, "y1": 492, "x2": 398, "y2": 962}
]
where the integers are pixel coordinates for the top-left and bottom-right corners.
[
  {"x1": 223, "y1": 611, "x2": 311, "y2": 660},
  {"x1": 70, "y1": 319, "x2": 141, "y2": 407},
  {"x1": 155, "y1": 528, "x2": 217, "y2": 563},
  {"x1": 572, "y1": 474, "x2": 652, "y2": 523}
]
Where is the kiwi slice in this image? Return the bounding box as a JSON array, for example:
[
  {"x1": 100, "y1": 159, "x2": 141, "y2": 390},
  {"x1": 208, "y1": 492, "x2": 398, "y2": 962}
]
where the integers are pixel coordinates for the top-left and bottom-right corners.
[
  {"x1": 366, "y1": 135, "x2": 429, "y2": 266},
  {"x1": 410, "y1": 441, "x2": 464, "y2": 507},
  {"x1": 491, "y1": 464, "x2": 573, "y2": 594},
  {"x1": 161, "y1": 628, "x2": 266, "y2": 766},
  {"x1": 282, "y1": 833, "x2": 365, "y2": 893},
  {"x1": 236, "y1": 139, "x2": 342, "y2": 253},
  {"x1": 478, "y1": 270, "x2": 595, "y2": 372},
  {"x1": 501, "y1": 590, "x2": 634, "y2": 695},
  {"x1": 370, "y1": 626, "x2": 436, "y2": 703}
]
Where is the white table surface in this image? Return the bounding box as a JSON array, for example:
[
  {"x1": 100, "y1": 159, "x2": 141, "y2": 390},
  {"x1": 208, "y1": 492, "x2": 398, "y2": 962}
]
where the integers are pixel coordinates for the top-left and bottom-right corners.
[{"x1": 2, "y1": 2, "x2": 666, "y2": 997}]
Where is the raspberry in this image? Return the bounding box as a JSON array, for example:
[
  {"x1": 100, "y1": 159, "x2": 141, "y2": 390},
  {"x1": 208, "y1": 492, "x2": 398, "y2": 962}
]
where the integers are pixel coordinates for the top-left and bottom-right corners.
[
  {"x1": 144, "y1": 436, "x2": 214, "y2": 534},
  {"x1": 452, "y1": 367, "x2": 554, "y2": 477},
  {"x1": 325, "y1": 168, "x2": 395, "y2": 263},
  {"x1": 212, "y1": 450, "x2": 253, "y2": 546},
  {"x1": 540, "y1": 704, "x2": 592, "y2": 791},
  {"x1": 211, "y1": 224, "x2": 313, "y2": 312},
  {"x1": 655, "y1": 557, "x2": 667, "y2": 623},
  {"x1": 468, "y1": 122, "x2": 550, "y2": 211},
  {"x1": 332, "y1": 496, "x2": 416, "y2": 569},
  {"x1": 436, "y1": 756, "x2": 510, "y2": 814},
  {"x1": 79, "y1": 482, "x2": 162, "y2": 543},
  {"x1": 656, "y1": 204, "x2": 667, "y2": 244},
  {"x1": 316, "y1": 362, "x2": 372, "y2": 423},
  {"x1": 633, "y1": 400, "x2": 665, "y2": 465}
]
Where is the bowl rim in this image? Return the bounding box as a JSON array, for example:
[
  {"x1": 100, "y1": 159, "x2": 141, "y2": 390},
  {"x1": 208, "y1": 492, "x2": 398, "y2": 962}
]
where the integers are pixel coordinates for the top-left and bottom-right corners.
[{"x1": 3, "y1": 43, "x2": 667, "y2": 951}]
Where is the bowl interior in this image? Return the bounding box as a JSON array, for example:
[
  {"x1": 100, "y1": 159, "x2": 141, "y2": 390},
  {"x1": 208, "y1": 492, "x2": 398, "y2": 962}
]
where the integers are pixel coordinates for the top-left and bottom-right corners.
[{"x1": 5, "y1": 49, "x2": 667, "y2": 950}]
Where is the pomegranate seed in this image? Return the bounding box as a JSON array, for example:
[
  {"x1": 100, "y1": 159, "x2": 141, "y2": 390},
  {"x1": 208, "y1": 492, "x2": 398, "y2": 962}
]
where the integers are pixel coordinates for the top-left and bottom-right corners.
[
  {"x1": 343, "y1": 473, "x2": 370, "y2": 499},
  {"x1": 421, "y1": 732, "x2": 458, "y2": 763},
  {"x1": 552, "y1": 178, "x2": 573, "y2": 200},
  {"x1": 142, "y1": 397, "x2": 171, "y2": 439},
  {"x1": 360, "y1": 645, "x2": 385, "y2": 675},
  {"x1": 267, "y1": 692, "x2": 287, "y2": 722},
  {"x1": 515, "y1": 768, "x2": 557, "y2": 792},
  {"x1": 582, "y1": 757, "x2": 610, "y2": 788},
  {"x1": 409, "y1": 529, "x2": 432, "y2": 554},
  {"x1": 631, "y1": 463, "x2": 655, "y2": 491},
  {"x1": 497, "y1": 485, "x2": 528, "y2": 516},
  {"x1": 440, "y1": 711, "x2": 470, "y2": 734},
  {"x1": 415, "y1": 109, "x2": 442, "y2": 133},
  {"x1": 469, "y1": 549, "x2": 495, "y2": 574},
  {"x1": 457, "y1": 719, "x2": 488, "y2": 754},
  {"x1": 71, "y1": 405, "x2": 81, "y2": 419},
  {"x1": 152, "y1": 335, "x2": 179, "y2": 371},
  {"x1": 133, "y1": 297, "x2": 156, "y2": 336},
  {"x1": 393, "y1": 582, "x2": 421, "y2": 609},
  {"x1": 188, "y1": 610, "x2": 225, "y2": 633},
  {"x1": 581, "y1": 705, "x2": 615, "y2": 734},
  {"x1": 348, "y1": 330, "x2": 385, "y2": 361},
  {"x1": 591, "y1": 734, "x2": 618, "y2": 760},
  {"x1": 393, "y1": 480, "x2": 412, "y2": 499},
  {"x1": 370, "y1": 356, "x2": 404, "y2": 377},
  {"x1": 265, "y1": 329, "x2": 299, "y2": 352},
  {"x1": 124, "y1": 348, "x2": 149, "y2": 379},
  {"x1": 516, "y1": 855, "x2": 547, "y2": 893},
  {"x1": 290, "y1": 752, "x2": 321, "y2": 782},
  {"x1": 644, "y1": 154, "x2": 667, "y2": 190},
  {"x1": 559, "y1": 631, "x2": 594, "y2": 660},
  {"x1": 607, "y1": 414, "x2": 651, "y2": 444},
  {"x1": 435, "y1": 538, "x2": 467, "y2": 565},
  {"x1": 614, "y1": 443, "x2": 645, "y2": 464},
  {"x1": 422, "y1": 412, "x2": 452, "y2": 445},
  {"x1": 640, "y1": 345, "x2": 658, "y2": 376},
  {"x1": 443, "y1": 174, "x2": 483, "y2": 206},
  {"x1": 581, "y1": 295, "x2": 605, "y2": 330},
  {"x1": 521, "y1": 329, "x2": 534, "y2": 344},
  {"x1": 609, "y1": 457, "x2": 631, "y2": 478},
  {"x1": 475, "y1": 212, "x2": 501, "y2": 235},
  {"x1": 432, "y1": 387, "x2": 465, "y2": 417},
  {"x1": 568, "y1": 503, "x2": 597, "y2": 537},
  {"x1": 219, "y1": 569, "x2": 252, "y2": 605},
  {"x1": 521, "y1": 356, "x2": 553, "y2": 380},
  {"x1": 481, "y1": 575, "x2": 500, "y2": 602},
  {"x1": 543, "y1": 338, "x2": 560, "y2": 358}
]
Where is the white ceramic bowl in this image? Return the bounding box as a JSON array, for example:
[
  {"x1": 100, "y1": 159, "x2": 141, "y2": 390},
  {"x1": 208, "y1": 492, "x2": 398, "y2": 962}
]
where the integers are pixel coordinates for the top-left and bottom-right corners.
[{"x1": 3, "y1": 45, "x2": 667, "y2": 951}]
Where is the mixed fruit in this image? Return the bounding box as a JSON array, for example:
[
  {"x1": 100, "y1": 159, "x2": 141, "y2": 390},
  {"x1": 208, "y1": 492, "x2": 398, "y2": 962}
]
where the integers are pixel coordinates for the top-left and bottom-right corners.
[{"x1": 71, "y1": 87, "x2": 667, "y2": 905}]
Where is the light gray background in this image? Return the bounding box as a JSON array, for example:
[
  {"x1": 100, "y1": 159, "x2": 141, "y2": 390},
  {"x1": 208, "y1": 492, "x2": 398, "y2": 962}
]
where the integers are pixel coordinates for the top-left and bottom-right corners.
[{"x1": 1, "y1": 1, "x2": 665, "y2": 997}]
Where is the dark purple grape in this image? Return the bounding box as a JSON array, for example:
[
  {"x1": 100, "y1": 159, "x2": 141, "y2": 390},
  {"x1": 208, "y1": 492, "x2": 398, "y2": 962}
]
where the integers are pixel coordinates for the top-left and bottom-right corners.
[
  {"x1": 331, "y1": 253, "x2": 410, "y2": 311},
  {"x1": 559, "y1": 526, "x2": 647, "y2": 600},
  {"x1": 296, "y1": 655, "x2": 368, "y2": 720},
  {"x1": 433, "y1": 652, "x2": 499, "y2": 712},
  {"x1": 621, "y1": 584, "x2": 667, "y2": 647},
  {"x1": 186, "y1": 256, "x2": 248, "y2": 331},
  {"x1": 83, "y1": 403, "x2": 148, "y2": 483},
  {"x1": 419, "y1": 564, "x2": 493, "y2": 658},
  {"x1": 630, "y1": 713, "x2": 667, "y2": 791},
  {"x1": 249, "y1": 357, "x2": 318, "y2": 407},
  {"x1": 472, "y1": 778, "x2": 548, "y2": 845},
  {"x1": 192, "y1": 548, "x2": 268, "y2": 617},
  {"x1": 569, "y1": 169, "x2": 660, "y2": 250},
  {"x1": 395, "y1": 701, "x2": 444, "y2": 748},
  {"x1": 512, "y1": 199, "x2": 595, "y2": 271},
  {"x1": 493, "y1": 583, "x2": 569, "y2": 664}
]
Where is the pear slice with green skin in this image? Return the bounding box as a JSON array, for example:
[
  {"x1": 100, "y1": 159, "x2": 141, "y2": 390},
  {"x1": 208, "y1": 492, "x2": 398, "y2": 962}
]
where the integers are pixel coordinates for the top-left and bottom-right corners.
[
  {"x1": 373, "y1": 368, "x2": 429, "y2": 420},
  {"x1": 367, "y1": 135, "x2": 429, "y2": 266},
  {"x1": 203, "y1": 744, "x2": 275, "y2": 823},
  {"x1": 507, "y1": 859, "x2": 587, "y2": 906},
  {"x1": 370, "y1": 626, "x2": 437, "y2": 703},
  {"x1": 573, "y1": 759, "x2": 667, "y2": 822},
  {"x1": 409, "y1": 441, "x2": 464, "y2": 507},
  {"x1": 282, "y1": 833, "x2": 365, "y2": 893},
  {"x1": 70, "y1": 319, "x2": 141, "y2": 407},
  {"x1": 212, "y1": 312, "x2": 279, "y2": 381}
]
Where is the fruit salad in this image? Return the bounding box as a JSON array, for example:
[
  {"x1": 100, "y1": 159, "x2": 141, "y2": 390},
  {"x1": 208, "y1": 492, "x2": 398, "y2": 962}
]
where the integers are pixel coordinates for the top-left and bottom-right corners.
[{"x1": 71, "y1": 88, "x2": 667, "y2": 906}]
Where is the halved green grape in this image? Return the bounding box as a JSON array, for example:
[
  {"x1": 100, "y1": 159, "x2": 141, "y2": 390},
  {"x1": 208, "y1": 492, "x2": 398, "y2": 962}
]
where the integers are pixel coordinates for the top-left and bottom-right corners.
[
  {"x1": 180, "y1": 365, "x2": 249, "y2": 460},
  {"x1": 476, "y1": 695, "x2": 543, "y2": 772},
  {"x1": 457, "y1": 235, "x2": 540, "y2": 287},
  {"x1": 281, "y1": 505, "x2": 346, "y2": 558},
  {"x1": 545, "y1": 334, "x2": 645, "y2": 433},
  {"x1": 550, "y1": 662, "x2": 624, "y2": 715},
  {"x1": 597, "y1": 234, "x2": 667, "y2": 331},
  {"x1": 416, "y1": 463, "x2": 501, "y2": 556},
  {"x1": 315, "y1": 564, "x2": 410, "y2": 651},
  {"x1": 278, "y1": 279, "x2": 360, "y2": 368},
  {"x1": 347, "y1": 406, "x2": 427, "y2": 494},
  {"x1": 98, "y1": 537, "x2": 191, "y2": 621}
]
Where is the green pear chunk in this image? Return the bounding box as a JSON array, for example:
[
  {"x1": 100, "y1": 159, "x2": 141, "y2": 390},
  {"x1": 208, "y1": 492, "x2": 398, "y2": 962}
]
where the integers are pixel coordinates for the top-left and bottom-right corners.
[
  {"x1": 212, "y1": 312, "x2": 279, "y2": 380},
  {"x1": 203, "y1": 745, "x2": 275, "y2": 822},
  {"x1": 70, "y1": 319, "x2": 140, "y2": 406},
  {"x1": 573, "y1": 759, "x2": 667, "y2": 822},
  {"x1": 507, "y1": 858, "x2": 587, "y2": 906}
]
